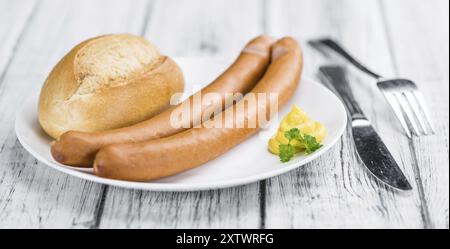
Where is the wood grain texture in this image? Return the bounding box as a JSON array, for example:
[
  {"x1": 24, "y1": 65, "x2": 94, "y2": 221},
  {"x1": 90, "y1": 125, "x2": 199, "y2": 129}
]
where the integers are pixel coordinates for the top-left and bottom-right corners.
[
  {"x1": 381, "y1": 0, "x2": 449, "y2": 229},
  {"x1": 0, "y1": 0, "x2": 36, "y2": 82},
  {"x1": 144, "y1": 0, "x2": 265, "y2": 57},
  {"x1": 263, "y1": 0, "x2": 432, "y2": 228},
  {"x1": 0, "y1": 0, "x2": 148, "y2": 228},
  {"x1": 97, "y1": 0, "x2": 264, "y2": 229},
  {"x1": 0, "y1": 0, "x2": 447, "y2": 228}
]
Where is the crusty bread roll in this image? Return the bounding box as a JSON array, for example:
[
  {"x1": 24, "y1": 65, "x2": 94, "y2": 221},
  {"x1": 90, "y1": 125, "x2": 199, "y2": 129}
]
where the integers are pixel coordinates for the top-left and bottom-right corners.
[{"x1": 38, "y1": 34, "x2": 185, "y2": 139}]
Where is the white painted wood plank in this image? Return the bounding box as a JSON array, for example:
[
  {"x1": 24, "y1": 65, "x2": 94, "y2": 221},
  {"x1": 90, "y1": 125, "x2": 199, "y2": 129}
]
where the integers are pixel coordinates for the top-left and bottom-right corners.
[
  {"x1": 0, "y1": 0, "x2": 36, "y2": 77},
  {"x1": 263, "y1": 0, "x2": 426, "y2": 228},
  {"x1": 0, "y1": 0, "x2": 148, "y2": 228},
  {"x1": 98, "y1": 0, "x2": 264, "y2": 229},
  {"x1": 144, "y1": 0, "x2": 265, "y2": 57},
  {"x1": 381, "y1": 0, "x2": 449, "y2": 229},
  {"x1": 98, "y1": 187, "x2": 262, "y2": 228},
  {"x1": 1, "y1": 0, "x2": 446, "y2": 229}
]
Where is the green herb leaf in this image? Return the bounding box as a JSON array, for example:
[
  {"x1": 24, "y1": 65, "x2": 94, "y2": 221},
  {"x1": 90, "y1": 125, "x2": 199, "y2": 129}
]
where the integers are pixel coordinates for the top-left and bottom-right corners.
[
  {"x1": 302, "y1": 134, "x2": 323, "y2": 154},
  {"x1": 278, "y1": 128, "x2": 323, "y2": 163},
  {"x1": 279, "y1": 143, "x2": 295, "y2": 163},
  {"x1": 284, "y1": 128, "x2": 301, "y2": 141}
]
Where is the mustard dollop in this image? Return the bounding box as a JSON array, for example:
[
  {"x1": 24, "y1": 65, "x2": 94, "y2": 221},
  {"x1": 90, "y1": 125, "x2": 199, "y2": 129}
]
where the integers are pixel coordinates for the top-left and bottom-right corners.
[{"x1": 268, "y1": 105, "x2": 327, "y2": 155}]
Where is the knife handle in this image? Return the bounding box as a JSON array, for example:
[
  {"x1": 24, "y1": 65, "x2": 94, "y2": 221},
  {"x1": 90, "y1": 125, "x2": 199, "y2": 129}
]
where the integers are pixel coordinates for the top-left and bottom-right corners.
[
  {"x1": 319, "y1": 66, "x2": 366, "y2": 120},
  {"x1": 310, "y1": 39, "x2": 383, "y2": 79}
]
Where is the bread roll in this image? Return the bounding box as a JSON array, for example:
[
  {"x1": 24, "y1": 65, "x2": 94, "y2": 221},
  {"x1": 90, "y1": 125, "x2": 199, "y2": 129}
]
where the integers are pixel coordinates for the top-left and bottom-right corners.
[{"x1": 38, "y1": 34, "x2": 185, "y2": 139}]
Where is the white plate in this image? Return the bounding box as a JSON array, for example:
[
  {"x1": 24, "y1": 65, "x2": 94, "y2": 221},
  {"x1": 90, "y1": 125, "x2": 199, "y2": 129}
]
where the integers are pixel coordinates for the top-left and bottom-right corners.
[{"x1": 15, "y1": 58, "x2": 347, "y2": 192}]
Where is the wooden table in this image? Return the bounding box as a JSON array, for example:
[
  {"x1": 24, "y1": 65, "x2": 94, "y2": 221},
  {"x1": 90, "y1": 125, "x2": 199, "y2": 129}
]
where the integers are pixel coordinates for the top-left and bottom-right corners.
[{"x1": 0, "y1": 0, "x2": 448, "y2": 229}]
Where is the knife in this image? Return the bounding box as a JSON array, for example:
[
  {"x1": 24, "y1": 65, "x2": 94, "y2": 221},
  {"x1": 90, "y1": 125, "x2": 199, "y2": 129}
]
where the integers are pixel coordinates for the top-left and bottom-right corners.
[{"x1": 319, "y1": 66, "x2": 412, "y2": 191}]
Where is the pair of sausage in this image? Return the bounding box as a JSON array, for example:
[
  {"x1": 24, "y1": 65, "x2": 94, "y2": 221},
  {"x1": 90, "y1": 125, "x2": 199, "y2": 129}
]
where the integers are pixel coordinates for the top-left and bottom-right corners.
[
  {"x1": 53, "y1": 36, "x2": 303, "y2": 181},
  {"x1": 94, "y1": 37, "x2": 302, "y2": 181},
  {"x1": 51, "y1": 35, "x2": 274, "y2": 167}
]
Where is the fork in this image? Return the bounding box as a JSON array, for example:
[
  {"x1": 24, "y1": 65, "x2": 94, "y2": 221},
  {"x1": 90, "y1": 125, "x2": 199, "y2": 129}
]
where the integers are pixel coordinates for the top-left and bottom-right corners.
[{"x1": 309, "y1": 38, "x2": 435, "y2": 138}]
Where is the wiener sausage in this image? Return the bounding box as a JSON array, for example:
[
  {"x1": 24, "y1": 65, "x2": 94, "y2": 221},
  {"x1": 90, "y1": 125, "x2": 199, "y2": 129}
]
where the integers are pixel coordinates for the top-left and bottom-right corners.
[
  {"x1": 51, "y1": 35, "x2": 274, "y2": 167},
  {"x1": 93, "y1": 37, "x2": 303, "y2": 181}
]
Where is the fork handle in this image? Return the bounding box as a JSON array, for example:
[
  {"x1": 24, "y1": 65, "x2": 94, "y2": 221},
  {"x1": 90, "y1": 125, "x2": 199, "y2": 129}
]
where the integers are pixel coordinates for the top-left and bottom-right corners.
[
  {"x1": 311, "y1": 38, "x2": 383, "y2": 80},
  {"x1": 319, "y1": 66, "x2": 366, "y2": 121}
]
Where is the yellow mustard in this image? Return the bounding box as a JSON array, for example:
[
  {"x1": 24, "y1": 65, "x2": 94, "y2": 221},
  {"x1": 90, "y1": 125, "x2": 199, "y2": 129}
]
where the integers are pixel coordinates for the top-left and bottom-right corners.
[{"x1": 268, "y1": 105, "x2": 327, "y2": 155}]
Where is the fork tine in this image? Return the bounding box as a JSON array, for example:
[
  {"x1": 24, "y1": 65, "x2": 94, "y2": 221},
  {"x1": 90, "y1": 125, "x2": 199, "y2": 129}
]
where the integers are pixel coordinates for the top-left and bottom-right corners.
[
  {"x1": 394, "y1": 92, "x2": 421, "y2": 136},
  {"x1": 405, "y1": 91, "x2": 429, "y2": 135},
  {"x1": 382, "y1": 91, "x2": 412, "y2": 138},
  {"x1": 412, "y1": 91, "x2": 436, "y2": 134}
]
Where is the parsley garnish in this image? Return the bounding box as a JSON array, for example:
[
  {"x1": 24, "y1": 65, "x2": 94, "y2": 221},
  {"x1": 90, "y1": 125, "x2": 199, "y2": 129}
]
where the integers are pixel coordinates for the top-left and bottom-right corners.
[
  {"x1": 279, "y1": 144, "x2": 295, "y2": 163},
  {"x1": 278, "y1": 128, "x2": 323, "y2": 163}
]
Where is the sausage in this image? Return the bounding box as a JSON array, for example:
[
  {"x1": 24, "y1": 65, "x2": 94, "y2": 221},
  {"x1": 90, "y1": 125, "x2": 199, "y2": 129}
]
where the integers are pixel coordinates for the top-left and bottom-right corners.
[
  {"x1": 93, "y1": 37, "x2": 303, "y2": 181},
  {"x1": 51, "y1": 35, "x2": 274, "y2": 167}
]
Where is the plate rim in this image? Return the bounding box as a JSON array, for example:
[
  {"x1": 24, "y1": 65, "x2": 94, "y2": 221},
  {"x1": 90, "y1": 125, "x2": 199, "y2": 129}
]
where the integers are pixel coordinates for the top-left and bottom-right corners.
[{"x1": 15, "y1": 77, "x2": 347, "y2": 192}]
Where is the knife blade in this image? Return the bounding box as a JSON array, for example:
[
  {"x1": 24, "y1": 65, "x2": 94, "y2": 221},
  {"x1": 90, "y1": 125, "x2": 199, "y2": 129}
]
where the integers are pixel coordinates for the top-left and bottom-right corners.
[{"x1": 319, "y1": 66, "x2": 412, "y2": 191}]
